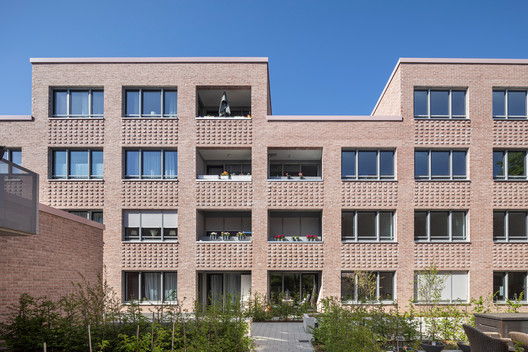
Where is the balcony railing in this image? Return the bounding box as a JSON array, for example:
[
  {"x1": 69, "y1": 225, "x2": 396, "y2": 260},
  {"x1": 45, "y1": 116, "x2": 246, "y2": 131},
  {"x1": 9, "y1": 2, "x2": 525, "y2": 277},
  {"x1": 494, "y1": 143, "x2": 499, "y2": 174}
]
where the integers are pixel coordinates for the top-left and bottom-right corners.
[{"x1": 0, "y1": 160, "x2": 39, "y2": 235}]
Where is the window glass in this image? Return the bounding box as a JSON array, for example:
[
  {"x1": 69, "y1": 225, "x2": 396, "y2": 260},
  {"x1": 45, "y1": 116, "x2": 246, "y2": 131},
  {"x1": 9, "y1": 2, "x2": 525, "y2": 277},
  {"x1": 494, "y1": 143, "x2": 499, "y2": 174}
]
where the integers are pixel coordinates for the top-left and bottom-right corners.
[
  {"x1": 508, "y1": 151, "x2": 525, "y2": 177},
  {"x1": 451, "y1": 91, "x2": 466, "y2": 116},
  {"x1": 142, "y1": 151, "x2": 161, "y2": 178},
  {"x1": 508, "y1": 272, "x2": 525, "y2": 300},
  {"x1": 452, "y1": 151, "x2": 466, "y2": 177},
  {"x1": 92, "y1": 91, "x2": 104, "y2": 116},
  {"x1": 91, "y1": 211, "x2": 103, "y2": 224},
  {"x1": 452, "y1": 212, "x2": 466, "y2": 240},
  {"x1": 142, "y1": 272, "x2": 161, "y2": 301},
  {"x1": 126, "y1": 90, "x2": 139, "y2": 116},
  {"x1": 342, "y1": 212, "x2": 355, "y2": 240},
  {"x1": 341, "y1": 273, "x2": 356, "y2": 301},
  {"x1": 430, "y1": 212, "x2": 448, "y2": 240},
  {"x1": 342, "y1": 151, "x2": 356, "y2": 178},
  {"x1": 358, "y1": 151, "x2": 377, "y2": 178},
  {"x1": 508, "y1": 212, "x2": 526, "y2": 239},
  {"x1": 164, "y1": 91, "x2": 178, "y2": 116},
  {"x1": 357, "y1": 212, "x2": 376, "y2": 240},
  {"x1": 270, "y1": 273, "x2": 282, "y2": 302},
  {"x1": 54, "y1": 91, "x2": 68, "y2": 115},
  {"x1": 493, "y1": 91, "x2": 506, "y2": 117},
  {"x1": 164, "y1": 151, "x2": 178, "y2": 178},
  {"x1": 379, "y1": 212, "x2": 393, "y2": 240},
  {"x1": 142, "y1": 90, "x2": 161, "y2": 116},
  {"x1": 301, "y1": 164, "x2": 318, "y2": 177},
  {"x1": 164, "y1": 273, "x2": 178, "y2": 301},
  {"x1": 414, "y1": 151, "x2": 428, "y2": 178},
  {"x1": 430, "y1": 91, "x2": 449, "y2": 116},
  {"x1": 71, "y1": 91, "x2": 89, "y2": 116},
  {"x1": 431, "y1": 151, "x2": 450, "y2": 177},
  {"x1": 451, "y1": 272, "x2": 468, "y2": 302},
  {"x1": 493, "y1": 151, "x2": 505, "y2": 178},
  {"x1": 414, "y1": 90, "x2": 428, "y2": 116},
  {"x1": 10, "y1": 150, "x2": 21, "y2": 165},
  {"x1": 125, "y1": 150, "x2": 139, "y2": 178},
  {"x1": 493, "y1": 211, "x2": 506, "y2": 240},
  {"x1": 283, "y1": 273, "x2": 300, "y2": 300},
  {"x1": 269, "y1": 163, "x2": 282, "y2": 177},
  {"x1": 284, "y1": 164, "x2": 300, "y2": 176},
  {"x1": 508, "y1": 91, "x2": 527, "y2": 116},
  {"x1": 70, "y1": 151, "x2": 89, "y2": 178},
  {"x1": 493, "y1": 272, "x2": 505, "y2": 301},
  {"x1": 414, "y1": 211, "x2": 427, "y2": 240},
  {"x1": 91, "y1": 150, "x2": 104, "y2": 178},
  {"x1": 379, "y1": 272, "x2": 394, "y2": 300},
  {"x1": 380, "y1": 151, "x2": 394, "y2": 177},
  {"x1": 125, "y1": 272, "x2": 139, "y2": 301}
]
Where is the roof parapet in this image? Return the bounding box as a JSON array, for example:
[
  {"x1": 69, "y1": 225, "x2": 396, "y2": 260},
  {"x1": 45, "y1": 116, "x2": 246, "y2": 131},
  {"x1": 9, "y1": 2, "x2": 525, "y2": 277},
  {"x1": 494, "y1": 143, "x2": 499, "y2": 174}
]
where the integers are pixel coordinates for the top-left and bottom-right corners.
[
  {"x1": 30, "y1": 57, "x2": 268, "y2": 64},
  {"x1": 267, "y1": 115, "x2": 402, "y2": 122}
]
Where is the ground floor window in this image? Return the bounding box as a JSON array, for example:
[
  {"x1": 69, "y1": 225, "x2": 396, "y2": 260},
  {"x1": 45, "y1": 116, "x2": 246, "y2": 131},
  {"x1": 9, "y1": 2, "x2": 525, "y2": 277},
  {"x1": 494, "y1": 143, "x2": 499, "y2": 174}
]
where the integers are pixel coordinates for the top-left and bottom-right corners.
[
  {"x1": 124, "y1": 271, "x2": 177, "y2": 302},
  {"x1": 269, "y1": 272, "x2": 320, "y2": 305},
  {"x1": 341, "y1": 271, "x2": 394, "y2": 303},
  {"x1": 414, "y1": 271, "x2": 468, "y2": 303},
  {"x1": 68, "y1": 210, "x2": 103, "y2": 224},
  {"x1": 493, "y1": 272, "x2": 527, "y2": 302},
  {"x1": 197, "y1": 272, "x2": 251, "y2": 306}
]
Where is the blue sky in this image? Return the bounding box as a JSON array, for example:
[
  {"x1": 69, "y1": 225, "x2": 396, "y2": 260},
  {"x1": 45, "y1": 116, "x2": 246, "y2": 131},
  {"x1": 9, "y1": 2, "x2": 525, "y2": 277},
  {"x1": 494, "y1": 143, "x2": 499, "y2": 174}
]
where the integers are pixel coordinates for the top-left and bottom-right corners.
[{"x1": 1, "y1": 0, "x2": 528, "y2": 115}]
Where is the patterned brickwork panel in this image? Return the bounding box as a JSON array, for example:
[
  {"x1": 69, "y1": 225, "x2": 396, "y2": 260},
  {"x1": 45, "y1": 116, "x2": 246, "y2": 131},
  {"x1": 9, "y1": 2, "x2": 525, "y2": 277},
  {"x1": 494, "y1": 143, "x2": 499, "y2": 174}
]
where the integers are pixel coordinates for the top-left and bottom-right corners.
[
  {"x1": 196, "y1": 181, "x2": 252, "y2": 207},
  {"x1": 341, "y1": 243, "x2": 398, "y2": 269},
  {"x1": 493, "y1": 120, "x2": 528, "y2": 146},
  {"x1": 47, "y1": 181, "x2": 104, "y2": 207},
  {"x1": 493, "y1": 244, "x2": 528, "y2": 268},
  {"x1": 196, "y1": 243, "x2": 253, "y2": 269},
  {"x1": 341, "y1": 182, "x2": 398, "y2": 208},
  {"x1": 122, "y1": 181, "x2": 178, "y2": 207},
  {"x1": 48, "y1": 119, "x2": 104, "y2": 145},
  {"x1": 414, "y1": 119, "x2": 471, "y2": 145},
  {"x1": 122, "y1": 119, "x2": 178, "y2": 145},
  {"x1": 414, "y1": 182, "x2": 470, "y2": 207},
  {"x1": 414, "y1": 243, "x2": 471, "y2": 268},
  {"x1": 122, "y1": 243, "x2": 178, "y2": 268},
  {"x1": 196, "y1": 119, "x2": 252, "y2": 145},
  {"x1": 267, "y1": 243, "x2": 324, "y2": 269},
  {"x1": 493, "y1": 182, "x2": 528, "y2": 207},
  {"x1": 268, "y1": 182, "x2": 324, "y2": 207}
]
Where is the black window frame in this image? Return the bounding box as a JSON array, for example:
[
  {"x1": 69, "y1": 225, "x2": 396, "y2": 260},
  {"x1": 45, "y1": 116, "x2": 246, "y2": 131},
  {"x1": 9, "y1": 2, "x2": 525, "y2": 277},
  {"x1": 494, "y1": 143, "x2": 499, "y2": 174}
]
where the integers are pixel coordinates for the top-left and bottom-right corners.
[
  {"x1": 493, "y1": 89, "x2": 528, "y2": 119},
  {"x1": 124, "y1": 149, "x2": 178, "y2": 180},
  {"x1": 51, "y1": 149, "x2": 103, "y2": 180},
  {"x1": 67, "y1": 210, "x2": 103, "y2": 224},
  {"x1": 341, "y1": 271, "x2": 395, "y2": 303},
  {"x1": 493, "y1": 150, "x2": 527, "y2": 180},
  {"x1": 493, "y1": 210, "x2": 528, "y2": 242},
  {"x1": 414, "y1": 149, "x2": 467, "y2": 180},
  {"x1": 414, "y1": 88, "x2": 467, "y2": 119},
  {"x1": 341, "y1": 210, "x2": 394, "y2": 242},
  {"x1": 341, "y1": 149, "x2": 395, "y2": 180},
  {"x1": 123, "y1": 271, "x2": 178, "y2": 303},
  {"x1": 124, "y1": 88, "x2": 178, "y2": 118},
  {"x1": 493, "y1": 271, "x2": 527, "y2": 302},
  {"x1": 414, "y1": 210, "x2": 467, "y2": 242}
]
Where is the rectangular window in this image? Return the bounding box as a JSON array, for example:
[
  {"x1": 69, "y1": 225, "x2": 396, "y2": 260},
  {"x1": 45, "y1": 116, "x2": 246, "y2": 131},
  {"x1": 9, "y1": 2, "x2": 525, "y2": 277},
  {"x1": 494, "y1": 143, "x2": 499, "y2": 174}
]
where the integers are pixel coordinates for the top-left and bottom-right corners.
[
  {"x1": 124, "y1": 88, "x2": 177, "y2": 117},
  {"x1": 493, "y1": 272, "x2": 527, "y2": 302},
  {"x1": 269, "y1": 211, "x2": 322, "y2": 241},
  {"x1": 414, "y1": 150, "x2": 467, "y2": 180},
  {"x1": 493, "y1": 150, "x2": 527, "y2": 180},
  {"x1": 124, "y1": 271, "x2": 177, "y2": 302},
  {"x1": 414, "y1": 89, "x2": 466, "y2": 118},
  {"x1": 0, "y1": 148, "x2": 22, "y2": 174},
  {"x1": 341, "y1": 272, "x2": 394, "y2": 303},
  {"x1": 68, "y1": 210, "x2": 103, "y2": 224},
  {"x1": 269, "y1": 272, "x2": 319, "y2": 304},
  {"x1": 493, "y1": 89, "x2": 528, "y2": 119},
  {"x1": 414, "y1": 211, "x2": 467, "y2": 241},
  {"x1": 51, "y1": 149, "x2": 103, "y2": 179},
  {"x1": 201, "y1": 211, "x2": 252, "y2": 241},
  {"x1": 493, "y1": 211, "x2": 528, "y2": 242},
  {"x1": 124, "y1": 149, "x2": 177, "y2": 179},
  {"x1": 342, "y1": 211, "x2": 394, "y2": 242},
  {"x1": 52, "y1": 89, "x2": 103, "y2": 118},
  {"x1": 341, "y1": 149, "x2": 395, "y2": 180},
  {"x1": 415, "y1": 271, "x2": 468, "y2": 303},
  {"x1": 123, "y1": 210, "x2": 178, "y2": 241}
]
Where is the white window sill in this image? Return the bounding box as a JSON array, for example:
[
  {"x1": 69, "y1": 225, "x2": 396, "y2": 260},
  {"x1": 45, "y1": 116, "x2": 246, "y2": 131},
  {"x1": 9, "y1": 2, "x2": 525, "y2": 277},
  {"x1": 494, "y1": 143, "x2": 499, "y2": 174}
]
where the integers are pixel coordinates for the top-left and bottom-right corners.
[{"x1": 196, "y1": 116, "x2": 251, "y2": 120}]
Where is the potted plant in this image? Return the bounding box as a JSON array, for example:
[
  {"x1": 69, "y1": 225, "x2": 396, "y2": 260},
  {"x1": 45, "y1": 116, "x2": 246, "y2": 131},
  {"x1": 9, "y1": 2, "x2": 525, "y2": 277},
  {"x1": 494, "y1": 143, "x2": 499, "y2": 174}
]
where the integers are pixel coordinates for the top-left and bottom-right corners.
[
  {"x1": 209, "y1": 232, "x2": 218, "y2": 240},
  {"x1": 221, "y1": 231, "x2": 231, "y2": 240},
  {"x1": 273, "y1": 235, "x2": 285, "y2": 241},
  {"x1": 0, "y1": 146, "x2": 5, "y2": 160},
  {"x1": 285, "y1": 173, "x2": 291, "y2": 179},
  {"x1": 298, "y1": 172, "x2": 304, "y2": 179},
  {"x1": 220, "y1": 171, "x2": 230, "y2": 180},
  {"x1": 236, "y1": 231, "x2": 246, "y2": 241}
]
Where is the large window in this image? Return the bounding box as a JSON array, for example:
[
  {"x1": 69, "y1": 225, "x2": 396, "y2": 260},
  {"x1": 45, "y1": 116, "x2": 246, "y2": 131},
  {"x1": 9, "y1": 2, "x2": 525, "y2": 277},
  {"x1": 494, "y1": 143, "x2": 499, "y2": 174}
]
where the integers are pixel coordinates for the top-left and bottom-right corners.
[
  {"x1": 196, "y1": 88, "x2": 251, "y2": 117},
  {"x1": 493, "y1": 150, "x2": 527, "y2": 180},
  {"x1": 268, "y1": 149, "x2": 322, "y2": 180},
  {"x1": 493, "y1": 272, "x2": 527, "y2": 302},
  {"x1": 68, "y1": 210, "x2": 103, "y2": 224},
  {"x1": 414, "y1": 89, "x2": 466, "y2": 119},
  {"x1": 52, "y1": 89, "x2": 103, "y2": 118},
  {"x1": 415, "y1": 271, "x2": 468, "y2": 303},
  {"x1": 415, "y1": 150, "x2": 467, "y2": 180},
  {"x1": 0, "y1": 148, "x2": 21, "y2": 174},
  {"x1": 415, "y1": 211, "x2": 466, "y2": 242},
  {"x1": 51, "y1": 149, "x2": 103, "y2": 179},
  {"x1": 493, "y1": 90, "x2": 527, "y2": 119},
  {"x1": 269, "y1": 272, "x2": 320, "y2": 304},
  {"x1": 196, "y1": 148, "x2": 251, "y2": 180},
  {"x1": 198, "y1": 211, "x2": 251, "y2": 241},
  {"x1": 123, "y1": 210, "x2": 178, "y2": 241},
  {"x1": 124, "y1": 271, "x2": 177, "y2": 302},
  {"x1": 124, "y1": 149, "x2": 177, "y2": 179},
  {"x1": 341, "y1": 272, "x2": 394, "y2": 303},
  {"x1": 341, "y1": 150, "x2": 395, "y2": 180},
  {"x1": 342, "y1": 211, "x2": 394, "y2": 242},
  {"x1": 269, "y1": 211, "x2": 322, "y2": 241},
  {"x1": 124, "y1": 89, "x2": 177, "y2": 117},
  {"x1": 494, "y1": 211, "x2": 528, "y2": 242}
]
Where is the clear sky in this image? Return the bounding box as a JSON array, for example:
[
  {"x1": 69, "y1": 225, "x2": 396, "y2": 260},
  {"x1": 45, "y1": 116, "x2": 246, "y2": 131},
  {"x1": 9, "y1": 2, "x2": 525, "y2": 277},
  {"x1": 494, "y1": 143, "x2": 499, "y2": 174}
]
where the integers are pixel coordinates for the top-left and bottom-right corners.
[{"x1": 1, "y1": 0, "x2": 528, "y2": 115}]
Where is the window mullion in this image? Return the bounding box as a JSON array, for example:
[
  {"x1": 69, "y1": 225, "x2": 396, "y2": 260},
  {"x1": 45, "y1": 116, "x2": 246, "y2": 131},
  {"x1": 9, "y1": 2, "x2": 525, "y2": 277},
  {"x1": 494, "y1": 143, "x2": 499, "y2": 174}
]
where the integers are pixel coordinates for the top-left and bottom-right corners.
[
  {"x1": 161, "y1": 89, "x2": 165, "y2": 117},
  {"x1": 354, "y1": 212, "x2": 358, "y2": 242},
  {"x1": 427, "y1": 89, "x2": 431, "y2": 118},
  {"x1": 448, "y1": 211, "x2": 452, "y2": 242},
  {"x1": 138, "y1": 272, "x2": 142, "y2": 301},
  {"x1": 139, "y1": 211, "x2": 143, "y2": 241},
  {"x1": 505, "y1": 211, "x2": 509, "y2": 242},
  {"x1": 66, "y1": 149, "x2": 70, "y2": 179},
  {"x1": 355, "y1": 274, "x2": 358, "y2": 302},
  {"x1": 505, "y1": 151, "x2": 509, "y2": 179},
  {"x1": 505, "y1": 90, "x2": 509, "y2": 119},
  {"x1": 449, "y1": 151, "x2": 453, "y2": 180},
  {"x1": 505, "y1": 272, "x2": 509, "y2": 300},
  {"x1": 88, "y1": 150, "x2": 92, "y2": 179},
  {"x1": 161, "y1": 212, "x2": 164, "y2": 241},
  {"x1": 355, "y1": 150, "x2": 359, "y2": 180},
  {"x1": 377, "y1": 150, "x2": 381, "y2": 180},
  {"x1": 161, "y1": 150, "x2": 165, "y2": 179},
  {"x1": 376, "y1": 273, "x2": 380, "y2": 300},
  {"x1": 139, "y1": 89, "x2": 143, "y2": 117},
  {"x1": 88, "y1": 89, "x2": 92, "y2": 117},
  {"x1": 427, "y1": 211, "x2": 431, "y2": 241},
  {"x1": 428, "y1": 151, "x2": 432, "y2": 180},
  {"x1": 448, "y1": 89, "x2": 452, "y2": 118},
  {"x1": 375, "y1": 212, "x2": 380, "y2": 242},
  {"x1": 161, "y1": 273, "x2": 164, "y2": 302},
  {"x1": 139, "y1": 149, "x2": 143, "y2": 180},
  {"x1": 67, "y1": 90, "x2": 71, "y2": 118}
]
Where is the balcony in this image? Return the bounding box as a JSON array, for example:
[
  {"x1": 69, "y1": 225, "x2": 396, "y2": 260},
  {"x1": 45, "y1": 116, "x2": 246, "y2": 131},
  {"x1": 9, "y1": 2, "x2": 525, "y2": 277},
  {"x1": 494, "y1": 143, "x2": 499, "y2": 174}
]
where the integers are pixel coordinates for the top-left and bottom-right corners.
[
  {"x1": 196, "y1": 87, "x2": 251, "y2": 118},
  {"x1": 196, "y1": 148, "x2": 251, "y2": 181},
  {"x1": 197, "y1": 210, "x2": 252, "y2": 242},
  {"x1": 268, "y1": 149, "x2": 322, "y2": 181},
  {"x1": 0, "y1": 159, "x2": 39, "y2": 235}
]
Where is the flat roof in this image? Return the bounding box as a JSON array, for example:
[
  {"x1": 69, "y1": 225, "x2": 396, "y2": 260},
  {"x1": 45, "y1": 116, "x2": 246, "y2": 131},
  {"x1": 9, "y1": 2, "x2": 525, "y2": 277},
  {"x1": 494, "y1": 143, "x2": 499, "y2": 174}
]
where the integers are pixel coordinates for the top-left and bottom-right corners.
[{"x1": 30, "y1": 57, "x2": 268, "y2": 64}]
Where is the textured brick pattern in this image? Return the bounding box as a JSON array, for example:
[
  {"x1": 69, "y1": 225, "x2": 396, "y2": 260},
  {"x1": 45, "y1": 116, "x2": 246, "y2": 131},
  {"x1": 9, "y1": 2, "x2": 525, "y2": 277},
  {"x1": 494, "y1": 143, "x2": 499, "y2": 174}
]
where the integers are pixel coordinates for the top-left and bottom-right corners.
[
  {"x1": 341, "y1": 181, "x2": 398, "y2": 207},
  {"x1": 414, "y1": 119, "x2": 471, "y2": 145},
  {"x1": 122, "y1": 118, "x2": 178, "y2": 145},
  {"x1": 493, "y1": 182, "x2": 528, "y2": 207},
  {"x1": 122, "y1": 243, "x2": 179, "y2": 268},
  {"x1": 196, "y1": 119, "x2": 252, "y2": 145},
  {"x1": 414, "y1": 243, "x2": 471, "y2": 268},
  {"x1": 196, "y1": 181, "x2": 252, "y2": 207},
  {"x1": 493, "y1": 120, "x2": 528, "y2": 146},
  {"x1": 341, "y1": 243, "x2": 398, "y2": 269},
  {"x1": 414, "y1": 182, "x2": 470, "y2": 207},
  {"x1": 267, "y1": 243, "x2": 324, "y2": 269},
  {"x1": 48, "y1": 119, "x2": 105, "y2": 145},
  {"x1": 196, "y1": 243, "x2": 252, "y2": 269},
  {"x1": 122, "y1": 181, "x2": 178, "y2": 207},
  {"x1": 47, "y1": 181, "x2": 105, "y2": 207},
  {"x1": 268, "y1": 181, "x2": 324, "y2": 207},
  {"x1": 493, "y1": 243, "x2": 528, "y2": 268}
]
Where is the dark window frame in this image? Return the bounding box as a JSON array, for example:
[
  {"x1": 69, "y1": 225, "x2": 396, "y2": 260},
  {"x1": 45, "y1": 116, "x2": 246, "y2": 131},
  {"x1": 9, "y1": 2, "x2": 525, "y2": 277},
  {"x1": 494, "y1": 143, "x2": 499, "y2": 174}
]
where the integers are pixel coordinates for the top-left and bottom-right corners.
[
  {"x1": 124, "y1": 88, "x2": 178, "y2": 118},
  {"x1": 493, "y1": 89, "x2": 528, "y2": 119},
  {"x1": 124, "y1": 149, "x2": 178, "y2": 180},
  {"x1": 414, "y1": 149, "x2": 467, "y2": 180},
  {"x1": 341, "y1": 210, "x2": 394, "y2": 242},
  {"x1": 123, "y1": 210, "x2": 178, "y2": 241},
  {"x1": 493, "y1": 210, "x2": 528, "y2": 242},
  {"x1": 52, "y1": 89, "x2": 104, "y2": 118},
  {"x1": 414, "y1": 210, "x2": 467, "y2": 242},
  {"x1": 341, "y1": 149, "x2": 395, "y2": 180},
  {"x1": 51, "y1": 149, "x2": 103, "y2": 180},
  {"x1": 123, "y1": 271, "x2": 177, "y2": 303},
  {"x1": 341, "y1": 271, "x2": 395, "y2": 303},
  {"x1": 414, "y1": 88, "x2": 467, "y2": 119},
  {"x1": 493, "y1": 150, "x2": 527, "y2": 180}
]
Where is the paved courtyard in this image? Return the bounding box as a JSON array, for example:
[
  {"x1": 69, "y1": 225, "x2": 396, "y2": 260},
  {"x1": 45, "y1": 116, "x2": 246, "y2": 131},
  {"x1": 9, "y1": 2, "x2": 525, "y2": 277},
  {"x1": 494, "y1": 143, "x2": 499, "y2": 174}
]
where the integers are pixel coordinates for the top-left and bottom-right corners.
[{"x1": 252, "y1": 322, "x2": 314, "y2": 352}]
